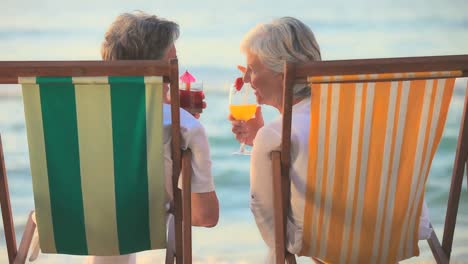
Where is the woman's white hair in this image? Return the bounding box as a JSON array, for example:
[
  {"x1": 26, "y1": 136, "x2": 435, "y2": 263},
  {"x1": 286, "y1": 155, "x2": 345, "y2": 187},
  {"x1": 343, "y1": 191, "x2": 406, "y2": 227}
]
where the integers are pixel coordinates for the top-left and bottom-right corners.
[{"x1": 240, "y1": 17, "x2": 321, "y2": 98}]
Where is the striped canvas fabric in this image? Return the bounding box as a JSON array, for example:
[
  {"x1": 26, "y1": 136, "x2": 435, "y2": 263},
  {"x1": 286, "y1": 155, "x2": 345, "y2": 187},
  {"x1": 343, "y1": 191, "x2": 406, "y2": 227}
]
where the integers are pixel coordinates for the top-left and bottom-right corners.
[
  {"x1": 300, "y1": 71, "x2": 459, "y2": 264},
  {"x1": 308, "y1": 71, "x2": 461, "y2": 83},
  {"x1": 20, "y1": 76, "x2": 166, "y2": 256}
]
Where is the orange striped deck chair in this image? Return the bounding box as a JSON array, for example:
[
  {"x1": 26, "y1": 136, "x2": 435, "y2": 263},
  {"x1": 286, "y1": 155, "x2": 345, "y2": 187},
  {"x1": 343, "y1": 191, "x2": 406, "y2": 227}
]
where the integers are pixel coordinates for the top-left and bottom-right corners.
[
  {"x1": 272, "y1": 55, "x2": 468, "y2": 264},
  {"x1": 0, "y1": 60, "x2": 193, "y2": 264}
]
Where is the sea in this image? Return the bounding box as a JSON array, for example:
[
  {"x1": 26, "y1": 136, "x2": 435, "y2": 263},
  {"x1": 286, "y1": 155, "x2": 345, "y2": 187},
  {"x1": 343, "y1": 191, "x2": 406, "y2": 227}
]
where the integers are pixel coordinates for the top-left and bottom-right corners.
[{"x1": 0, "y1": 76, "x2": 467, "y2": 263}]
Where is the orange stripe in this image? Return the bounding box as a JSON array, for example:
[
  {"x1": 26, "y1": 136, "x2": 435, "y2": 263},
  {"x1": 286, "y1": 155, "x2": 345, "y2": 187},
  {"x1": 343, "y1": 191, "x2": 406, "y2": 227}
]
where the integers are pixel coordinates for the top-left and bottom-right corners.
[
  {"x1": 356, "y1": 81, "x2": 390, "y2": 263},
  {"x1": 326, "y1": 82, "x2": 355, "y2": 259},
  {"x1": 302, "y1": 84, "x2": 322, "y2": 256},
  {"x1": 410, "y1": 80, "x2": 437, "y2": 255},
  {"x1": 308, "y1": 71, "x2": 462, "y2": 83},
  {"x1": 315, "y1": 83, "x2": 333, "y2": 255},
  {"x1": 387, "y1": 80, "x2": 426, "y2": 262},
  {"x1": 377, "y1": 81, "x2": 403, "y2": 262},
  {"x1": 346, "y1": 83, "x2": 367, "y2": 261}
]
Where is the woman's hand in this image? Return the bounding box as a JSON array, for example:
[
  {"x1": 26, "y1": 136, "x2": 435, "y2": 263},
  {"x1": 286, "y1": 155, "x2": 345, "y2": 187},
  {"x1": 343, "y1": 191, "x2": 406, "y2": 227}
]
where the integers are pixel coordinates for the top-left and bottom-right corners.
[{"x1": 228, "y1": 106, "x2": 264, "y2": 146}]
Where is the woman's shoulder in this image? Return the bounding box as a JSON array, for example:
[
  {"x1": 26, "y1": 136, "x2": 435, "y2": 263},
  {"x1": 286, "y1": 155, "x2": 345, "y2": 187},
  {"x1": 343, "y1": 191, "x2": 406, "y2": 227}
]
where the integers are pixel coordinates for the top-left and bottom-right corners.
[{"x1": 253, "y1": 121, "x2": 282, "y2": 150}]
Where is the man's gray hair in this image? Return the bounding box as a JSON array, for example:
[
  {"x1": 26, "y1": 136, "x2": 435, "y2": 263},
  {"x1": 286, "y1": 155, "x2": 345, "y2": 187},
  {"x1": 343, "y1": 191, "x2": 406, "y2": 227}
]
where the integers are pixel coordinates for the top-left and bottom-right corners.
[
  {"x1": 240, "y1": 17, "x2": 321, "y2": 98},
  {"x1": 101, "y1": 11, "x2": 179, "y2": 60}
]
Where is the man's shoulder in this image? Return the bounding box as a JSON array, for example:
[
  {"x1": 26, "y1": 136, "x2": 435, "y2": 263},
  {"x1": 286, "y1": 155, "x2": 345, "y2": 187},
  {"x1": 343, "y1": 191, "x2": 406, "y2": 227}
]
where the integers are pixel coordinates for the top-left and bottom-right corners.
[{"x1": 163, "y1": 104, "x2": 203, "y2": 129}]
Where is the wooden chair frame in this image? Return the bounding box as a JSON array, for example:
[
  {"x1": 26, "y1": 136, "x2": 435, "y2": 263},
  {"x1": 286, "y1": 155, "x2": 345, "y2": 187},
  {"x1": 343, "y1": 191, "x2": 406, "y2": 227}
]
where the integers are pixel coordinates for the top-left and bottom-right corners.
[
  {"x1": 0, "y1": 59, "x2": 193, "y2": 264},
  {"x1": 272, "y1": 54, "x2": 468, "y2": 264}
]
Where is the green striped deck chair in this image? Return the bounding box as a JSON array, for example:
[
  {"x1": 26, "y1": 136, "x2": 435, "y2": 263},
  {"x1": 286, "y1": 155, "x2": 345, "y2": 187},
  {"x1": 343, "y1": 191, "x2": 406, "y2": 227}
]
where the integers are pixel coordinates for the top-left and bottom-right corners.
[
  {"x1": 271, "y1": 55, "x2": 468, "y2": 264},
  {"x1": 0, "y1": 59, "x2": 192, "y2": 264},
  {"x1": 21, "y1": 75, "x2": 167, "y2": 256}
]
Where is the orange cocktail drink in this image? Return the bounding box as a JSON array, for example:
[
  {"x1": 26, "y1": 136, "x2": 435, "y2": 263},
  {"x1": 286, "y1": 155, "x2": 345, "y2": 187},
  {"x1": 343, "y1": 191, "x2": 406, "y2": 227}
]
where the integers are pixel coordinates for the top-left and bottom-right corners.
[
  {"x1": 229, "y1": 76, "x2": 257, "y2": 155},
  {"x1": 229, "y1": 104, "x2": 257, "y2": 121}
]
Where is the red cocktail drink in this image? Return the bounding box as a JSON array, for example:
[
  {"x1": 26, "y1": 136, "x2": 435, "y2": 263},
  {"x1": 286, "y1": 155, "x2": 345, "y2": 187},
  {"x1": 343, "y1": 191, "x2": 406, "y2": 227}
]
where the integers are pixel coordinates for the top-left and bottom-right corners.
[{"x1": 179, "y1": 87, "x2": 204, "y2": 114}]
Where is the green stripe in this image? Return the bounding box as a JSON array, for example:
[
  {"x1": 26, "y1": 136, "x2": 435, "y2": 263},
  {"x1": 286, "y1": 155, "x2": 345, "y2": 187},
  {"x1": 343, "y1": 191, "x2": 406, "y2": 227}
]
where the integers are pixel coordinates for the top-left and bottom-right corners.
[
  {"x1": 109, "y1": 76, "x2": 151, "y2": 254},
  {"x1": 109, "y1": 76, "x2": 144, "y2": 84},
  {"x1": 37, "y1": 77, "x2": 74, "y2": 84},
  {"x1": 145, "y1": 80, "x2": 167, "y2": 249},
  {"x1": 38, "y1": 77, "x2": 88, "y2": 254}
]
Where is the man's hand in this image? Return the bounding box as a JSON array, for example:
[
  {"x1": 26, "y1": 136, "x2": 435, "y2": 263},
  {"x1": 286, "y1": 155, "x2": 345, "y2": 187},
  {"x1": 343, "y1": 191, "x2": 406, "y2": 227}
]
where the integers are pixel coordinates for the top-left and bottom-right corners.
[
  {"x1": 191, "y1": 101, "x2": 207, "y2": 119},
  {"x1": 186, "y1": 93, "x2": 206, "y2": 119}
]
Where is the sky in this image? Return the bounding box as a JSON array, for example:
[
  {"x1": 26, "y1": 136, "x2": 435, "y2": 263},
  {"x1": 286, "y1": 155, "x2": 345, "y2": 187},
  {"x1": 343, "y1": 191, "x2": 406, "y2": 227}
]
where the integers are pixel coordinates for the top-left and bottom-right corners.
[{"x1": 0, "y1": 0, "x2": 467, "y2": 69}]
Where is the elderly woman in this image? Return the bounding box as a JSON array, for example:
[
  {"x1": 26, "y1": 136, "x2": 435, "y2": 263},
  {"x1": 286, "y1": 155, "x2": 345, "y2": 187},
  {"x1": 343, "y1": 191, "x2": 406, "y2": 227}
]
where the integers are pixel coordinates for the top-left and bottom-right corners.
[
  {"x1": 88, "y1": 11, "x2": 219, "y2": 264},
  {"x1": 231, "y1": 17, "x2": 433, "y2": 262},
  {"x1": 230, "y1": 16, "x2": 321, "y2": 261}
]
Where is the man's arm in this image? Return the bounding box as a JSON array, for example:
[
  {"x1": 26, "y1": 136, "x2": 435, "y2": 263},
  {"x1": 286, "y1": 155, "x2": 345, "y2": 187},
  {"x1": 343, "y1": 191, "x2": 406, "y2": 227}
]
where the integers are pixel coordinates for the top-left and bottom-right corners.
[
  {"x1": 191, "y1": 191, "x2": 219, "y2": 227},
  {"x1": 178, "y1": 110, "x2": 219, "y2": 227}
]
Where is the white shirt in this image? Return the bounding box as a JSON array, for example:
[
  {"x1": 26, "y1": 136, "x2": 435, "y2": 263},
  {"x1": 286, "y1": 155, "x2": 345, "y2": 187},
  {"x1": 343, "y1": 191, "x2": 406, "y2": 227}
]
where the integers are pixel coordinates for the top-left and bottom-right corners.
[
  {"x1": 163, "y1": 104, "x2": 215, "y2": 202},
  {"x1": 250, "y1": 97, "x2": 431, "y2": 260}
]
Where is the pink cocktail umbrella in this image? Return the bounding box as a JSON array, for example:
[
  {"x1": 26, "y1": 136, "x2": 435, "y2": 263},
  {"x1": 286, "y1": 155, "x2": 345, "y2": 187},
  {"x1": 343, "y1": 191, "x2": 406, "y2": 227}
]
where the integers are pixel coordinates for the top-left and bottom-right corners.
[
  {"x1": 237, "y1": 65, "x2": 247, "y2": 73},
  {"x1": 179, "y1": 70, "x2": 196, "y2": 90}
]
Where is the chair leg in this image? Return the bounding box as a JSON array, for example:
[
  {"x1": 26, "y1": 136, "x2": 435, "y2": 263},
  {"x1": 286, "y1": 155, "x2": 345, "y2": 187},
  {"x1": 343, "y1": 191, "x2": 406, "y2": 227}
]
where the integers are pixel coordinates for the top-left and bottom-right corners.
[
  {"x1": 271, "y1": 151, "x2": 286, "y2": 263},
  {"x1": 465, "y1": 158, "x2": 468, "y2": 192},
  {"x1": 441, "y1": 84, "x2": 468, "y2": 258},
  {"x1": 181, "y1": 150, "x2": 192, "y2": 264},
  {"x1": 173, "y1": 195, "x2": 183, "y2": 264},
  {"x1": 0, "y1": 134, "x2": 18, "y2": 264},
  {"x1": 466, "y1": 80, "x2": 468, "y2": 193},
  {"x1": 172, "y1": 150, "x2": 193, "y2": 264},
  {"x1": 427, "y1": 225, "x2": 449, "y2": 264},
  {"x1": 13, "y1": 211, "x2": 36, "y2": 264}
]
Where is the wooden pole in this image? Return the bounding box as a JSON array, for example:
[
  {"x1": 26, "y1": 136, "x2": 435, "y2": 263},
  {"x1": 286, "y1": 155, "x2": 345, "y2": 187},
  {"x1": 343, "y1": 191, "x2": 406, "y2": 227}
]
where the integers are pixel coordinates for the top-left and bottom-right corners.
[
  {"x1": 441, "y1": 79, "x2": 468, "y2": 258},
  {"x1": 272, "y1": 151, "x2": 286, "y2": 263},
  {"x1": 169, "y1": 58, "x2": 183, "y2": 264},
  {"x1": 0, "y1": 60, "x2": 171, "y2": 84},
  {"x1": 181, "y1": 150, "x2": 192, "y2": 264},
  {"x1": 0, "y1": 134, "x2": 17, "y2": 264}
]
